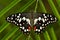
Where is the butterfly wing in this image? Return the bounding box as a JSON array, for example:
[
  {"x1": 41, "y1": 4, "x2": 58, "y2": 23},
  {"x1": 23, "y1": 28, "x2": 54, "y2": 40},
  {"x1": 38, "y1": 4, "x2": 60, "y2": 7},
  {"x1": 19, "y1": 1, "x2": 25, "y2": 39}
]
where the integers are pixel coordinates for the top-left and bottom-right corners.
[
  {"x1": 33, "y1": 13, "x2": 57, "y2": 33},
  {"x1": 6, "y1": 13, "x2": 31, "y2": 34},
  {"x1": 6, "y1": 13, "x2": 57, "y2": 34}
]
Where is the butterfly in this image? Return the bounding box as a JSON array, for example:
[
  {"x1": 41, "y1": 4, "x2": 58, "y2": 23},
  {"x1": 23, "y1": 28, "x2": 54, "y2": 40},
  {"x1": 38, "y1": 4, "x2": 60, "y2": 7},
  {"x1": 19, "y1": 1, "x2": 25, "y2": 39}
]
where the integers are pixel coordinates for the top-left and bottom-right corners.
[{"x1": 6, "y1": 13, "x2": 57, "y2": 34}]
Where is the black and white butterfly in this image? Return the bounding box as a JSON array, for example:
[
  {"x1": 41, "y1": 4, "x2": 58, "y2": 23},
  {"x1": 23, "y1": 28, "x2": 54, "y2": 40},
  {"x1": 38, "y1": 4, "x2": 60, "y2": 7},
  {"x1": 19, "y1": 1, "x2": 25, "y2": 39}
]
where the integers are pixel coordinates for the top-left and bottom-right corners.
[{"x1": 6, "y1": 13, "x2": 57, "y2": 34}]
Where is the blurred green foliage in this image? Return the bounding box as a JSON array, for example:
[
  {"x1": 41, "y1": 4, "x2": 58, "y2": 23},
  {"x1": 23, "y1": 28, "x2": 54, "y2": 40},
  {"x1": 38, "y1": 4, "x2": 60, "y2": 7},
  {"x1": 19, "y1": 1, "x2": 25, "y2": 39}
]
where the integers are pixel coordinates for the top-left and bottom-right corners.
[{"x1": 0, "y1": 0, "x2": 60, "y2": 40}]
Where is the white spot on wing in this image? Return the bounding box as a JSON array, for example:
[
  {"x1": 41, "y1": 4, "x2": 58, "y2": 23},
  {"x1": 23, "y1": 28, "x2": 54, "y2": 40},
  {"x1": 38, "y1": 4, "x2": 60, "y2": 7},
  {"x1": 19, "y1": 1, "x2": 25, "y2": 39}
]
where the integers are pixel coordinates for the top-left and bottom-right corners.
[
  {"x1": 17, "y1": 24, "x2": 18, "y2": 25},
  {"x1": 7, "y1": 17, "x2": 10, "y2": 22},
  {"x1": 36, "y1": 29, "x2": 38, "y2": 31},
  {"x1": 17, "y1": 16, "x2": 20, "y2": 18},
  {"x1": 42, "y1": 18, "x2": 45, "y2": 23},
  {"x1": 42, "y1": 24, "x2": 44, "y2": 26},
  {"x1": 27, "y1": 29, "x2": 29, "y2": 31},
  {"x1": 12, "y1": 15, "x2": 14, "y2": 17},
  {"x1": 22, "y1": 27, "x2": 25, "y2": 29},
  {"x1": 13, "y1": 21, "x2": 15, "y2": 23},
  {"x1": 19, "y1": 13, "x2": 21, "y2": 16},
  {"x1": 22, "y1": 17, "x2": 26, "y2": 20},
  {"x1": 19, "y1": 18, "x2": 22, "y2": 23},
  {"x1": 20, "y1": 24, "x2": 22, "y2": 26},
  {"x1": 34, "y1": 19, "x2": 38, "y2": 24},
  {"x1": 50, "y1": 15, "x2": 52, "y2": 17},
  {"x1": 24, "y1": 29, "x2": 26, "y2": 32},
  {"x1": 38, "y1": 29, "x2": 40, "y2": 32},
  {"x1": 26, "y1": 19, "x2": 31, "y2": 25},
  {"x1": 44, "y1": 16, "x2": 47, "y2": 18},
  {"x1": 20, "y1": 27, "x2": 22, "y2": 29},
  {"x1": 51, "y1": 18, "x2": 53, "y2": 20},
  {"x1": 43, "y1": 14, "x2": 45, "y2": 16},
  {"x1": 38, "y1": 17, "x2": 41, "y2": 21},
  {"x1": 40, "y1": 27, "x2": 43, "y2": 29}
]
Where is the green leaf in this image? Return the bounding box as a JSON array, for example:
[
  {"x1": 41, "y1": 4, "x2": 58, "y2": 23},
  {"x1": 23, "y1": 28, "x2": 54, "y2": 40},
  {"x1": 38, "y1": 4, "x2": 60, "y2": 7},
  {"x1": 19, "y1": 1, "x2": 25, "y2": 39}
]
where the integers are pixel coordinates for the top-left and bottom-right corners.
[
  {"x1": 39, "y1": 0, "x2": 47, "y2": 13},
  {"x1": 19, "y1": 0, "x2": 35, "y2": 12},
  {"x1": 1, "y1": 27, "x2": 18, "y2": 40},
  {"x1": 43, "y1": 31, "x2": 51, "y2": 40},
  {"x1": 11, "y1": 32, "x2": 22, "y2": 40},
  {"x1": 56, "y1": 0, "x2": 60, "y2": 7},
  {"x1": 34, "y1": 0, "x2": 38, "y2": 13},
  {"x1": 0, "y1": 0, "x2": 21, "y2": 18},
  {"x1": 48, "y1": 25, "x2": 57, "y2": 40},
  {"x1": 14, "y1": 33, "x2": 23, "y2": 40},
  {"x1": 0, "y1": 23, "x2": 10, "y2": 33}
]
